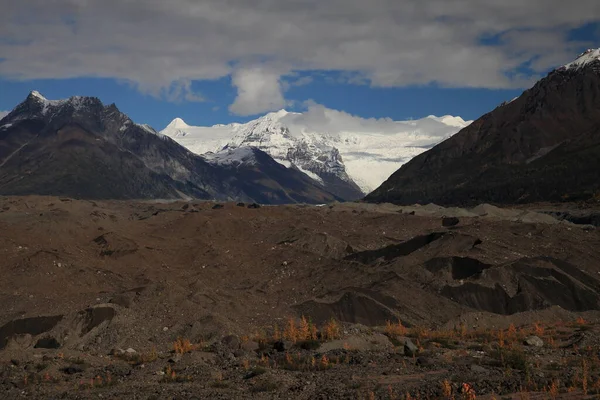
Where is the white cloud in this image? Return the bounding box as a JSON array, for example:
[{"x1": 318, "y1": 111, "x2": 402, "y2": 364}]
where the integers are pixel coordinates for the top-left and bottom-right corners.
[
  {"x1": 0, "y1": 111, "x2": 9, "y2": 120},
  {"x1": 0, "y1": 1, "x2": 598, "y2": 110},
  {"x1": 229, "y1": 67, "x2": 286, "y2": 116},
  {"x1": 281, "y1": 101, "x2": 468, "y2": 138}
]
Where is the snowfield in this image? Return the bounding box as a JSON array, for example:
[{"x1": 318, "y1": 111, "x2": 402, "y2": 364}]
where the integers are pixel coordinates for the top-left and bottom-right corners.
[{"x1": 161, "y1": 106, "x2": 471, "y2": 193}]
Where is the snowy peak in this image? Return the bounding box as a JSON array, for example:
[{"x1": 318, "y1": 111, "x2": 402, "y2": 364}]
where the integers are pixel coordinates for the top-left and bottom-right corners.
[
  {"x1": 166, "y1": 117, "x2": 190, "y2": 130},
  {"x1": 29, "y1": 90, "x2": 47, "y2": 101},
  {"x1": 426, "y1": 115, "x2": 470, "y2": 128},
  {"x1": 161, "y1": 108, "x2": 470, "y2": 195},
  {"x1": 561, "y1": 48, "x2": 600, "y2": 71}
]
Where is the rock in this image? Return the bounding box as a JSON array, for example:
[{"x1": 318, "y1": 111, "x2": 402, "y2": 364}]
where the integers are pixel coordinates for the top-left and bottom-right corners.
[
  {"x1": 221, "y1": 335, "x2": 241, "y2": 350},
  {"x1": 247, "y1": 203, "x2": 261, "y2": 209},
  {"x1": 110, "y1": 348, "x2": 125, "y2": 356},
  {"x1": 168, "y1": 354, "x2": 182, "y2": 364},
  {"x1": 442, "y1": 217, "x2": 460, "y2": 227},
  {"x1": 273, "y1": 340, "x2": 293, "y2": 352},
  {"x1": 470, "y1": 364, "x2": 488, "y2": 373},
  {"x1": 524, "y1": 336, "x2": 544, "y2": 347},
  {"x1": 125, "y1": 347, "x2": 137, "y2": 354},
  {"x1": 241, "y1": 340, "x2": 260, "y2": 353},
  {"x1": 34, "y1": 336, "x2": 61, "y2": 349},
  {"x1": 212, "y1": 204, "x2": 224, "y2": 210},
  {"x1": 404, "y1": 339, "x2": 418, "y2": 357},
  {"x1": 416, "y1": 357, "x2": 432, "y2": 366},
  {"x1": 236, "y1": 202, "x2": 246, "y2": 207},
  {"x1": 61, "y1": 365, "x2": 84, "y2": 375}
]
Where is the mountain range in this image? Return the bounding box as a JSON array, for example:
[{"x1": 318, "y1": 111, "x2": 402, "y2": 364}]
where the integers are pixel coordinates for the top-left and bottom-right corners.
[
  {"x1": 0, "y1": 92, "x2": 340, "y2": 204},
  {"x1": 1, "y1": 49, "x2": 599, "y2": 206},
  {"x1": 161, "y1": 109, "x2": 471, "y2": 197},
  {"x1": 365, "y1": 48, "x2": 600, "y2": 206}
]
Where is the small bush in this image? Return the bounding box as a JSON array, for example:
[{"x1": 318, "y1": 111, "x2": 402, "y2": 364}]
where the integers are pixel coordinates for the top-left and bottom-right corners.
[{"x1": 492, "y1": 348, "x2": 528, "y2": 371}]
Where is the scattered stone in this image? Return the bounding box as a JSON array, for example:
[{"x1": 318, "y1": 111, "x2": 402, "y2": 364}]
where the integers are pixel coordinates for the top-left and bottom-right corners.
[
  {"x1": 163, "y1": 327, "x2": 169, "y2": 332},
  {"x1": 524, "y1": 336, "x2": 544, "y2": 347},
  {"x1": 442, "y1": 217, "x2": 460, "y2": 227},
  {"x1": 404, "y1": 339, "x2": 418, "y2": 357},
  {"x1": 125, "y1": 347, "x2": 137, "y2": 354},
  {"x1": 212, "y1": 204, "x2": 224, "y2": 210}
]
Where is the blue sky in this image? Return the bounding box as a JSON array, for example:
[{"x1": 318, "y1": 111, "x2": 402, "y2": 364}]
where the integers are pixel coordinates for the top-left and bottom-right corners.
[{"x1": 1, "y1": 2, "x2": 599, "y2": 130}]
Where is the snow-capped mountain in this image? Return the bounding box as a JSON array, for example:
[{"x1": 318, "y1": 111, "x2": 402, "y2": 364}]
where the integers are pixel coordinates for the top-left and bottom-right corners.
[
  {"x1": 0, "y1": 92, "x2": 342, "y2": 204},
  {"x1": 365, "y1": 48, "x2": 600, "y2": 206},
  {"x1": 161, "y1": 106, "x2": 471, "y2": 195}
]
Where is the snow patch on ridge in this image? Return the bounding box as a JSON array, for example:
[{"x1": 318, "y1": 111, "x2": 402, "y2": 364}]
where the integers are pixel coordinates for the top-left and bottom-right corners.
[
  {"x1": 203, "y1": 147, "x2": 258, "y2": 166},
  {"x1": 562, "y1": 48, "x2": 600, "y2": 70}
]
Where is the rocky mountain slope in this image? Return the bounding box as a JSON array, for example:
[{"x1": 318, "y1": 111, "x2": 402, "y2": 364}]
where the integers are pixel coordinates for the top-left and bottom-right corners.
[
  {"x1": 161, "y1": 109, "x2": 470, "y2": 197},
  {"x1": 0, "y1": 92, "x2": 340, "y2": 204},
  {"x1": 365, "y1": 49, "x2": 600, "y2": 206}
]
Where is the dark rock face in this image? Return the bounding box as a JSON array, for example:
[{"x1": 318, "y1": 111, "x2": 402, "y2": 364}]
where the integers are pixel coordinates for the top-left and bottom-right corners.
[
  {"x1": 79, "y1": 307, "x2": 116, "y2": 335},
  {"x1": 0, "y1": 93, "x2": 341, "y2": 204},
  {"x1": 0, "y1": 315, "x2": 63, "y2": 350},
  {"x1": 365, "y1": 60, "x2": 600, "y2": 205},
  {"x1": 345, "y1": 232, "x2": 446, "y2": 264},
  {"x1": 34, "y1": 336, "x2": 61, "y2": 349},
  {"x1": 439, "y1": 257, "x2": 600, "y2": 315},
  {"x1": 442, "y1": 217, "x2": 459, "y2": 227}
]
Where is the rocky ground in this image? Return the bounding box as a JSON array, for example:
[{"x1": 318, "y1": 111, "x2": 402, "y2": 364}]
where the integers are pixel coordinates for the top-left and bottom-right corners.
[{"x1": 1, "y1": 196, "x2": 600, "y2": 399}]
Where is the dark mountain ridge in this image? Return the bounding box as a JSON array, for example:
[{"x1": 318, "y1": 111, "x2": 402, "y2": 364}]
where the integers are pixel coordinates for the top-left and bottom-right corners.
[
  {"x1": 0, "y1": 92, "x2": 340, "y2": 204},
  {"x1": 365, "y1": 49, "x2": 600, "y2": 206}
]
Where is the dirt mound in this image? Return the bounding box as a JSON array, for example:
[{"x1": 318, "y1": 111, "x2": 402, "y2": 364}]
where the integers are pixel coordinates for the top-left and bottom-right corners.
[
  {"x1": 0, "y1": 315, "x2": 63, "y2": 350},
  {"x1": 295, "y1": 291, "x2": 398, "y2": 326},
  {"x1": 440, "y1": 257, "x2": 600, "y2": 315},
  {"x1": 346, "y1": 232, "x2": 446, "y2": 264}
]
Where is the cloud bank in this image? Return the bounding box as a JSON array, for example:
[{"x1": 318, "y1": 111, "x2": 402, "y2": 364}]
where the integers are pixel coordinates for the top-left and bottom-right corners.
[{"x1": 1, "y1": 1, "x2": 598, "y2": 114}]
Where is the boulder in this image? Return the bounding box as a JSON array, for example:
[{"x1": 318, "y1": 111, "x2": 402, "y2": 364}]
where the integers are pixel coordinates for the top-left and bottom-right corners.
[
  {"x1": 442, "y1": 217, "x2": 460, "y2": 227},
  {"x1": 221, "y1": 335, "x2": 241, "y2": 350},
  {"x1": 523, "y1": 336, "x2": 544, "y2": 347},
  {"x1": 404, "y1": 339, "x2": 418, "y2": 357}
]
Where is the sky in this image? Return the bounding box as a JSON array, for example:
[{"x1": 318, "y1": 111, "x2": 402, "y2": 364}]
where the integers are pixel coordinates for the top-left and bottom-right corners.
[{"x1": 0, "y1": 1, "x2": 599, "y2": 130}]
